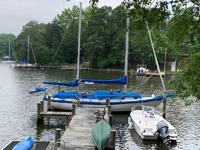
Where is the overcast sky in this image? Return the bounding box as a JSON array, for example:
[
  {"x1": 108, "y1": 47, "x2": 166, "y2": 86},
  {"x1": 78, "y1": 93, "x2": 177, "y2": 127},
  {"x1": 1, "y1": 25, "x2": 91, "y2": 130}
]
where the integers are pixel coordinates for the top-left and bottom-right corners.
[{"x1": 0, "y1": 0, "x2": 123, "y2": 36}]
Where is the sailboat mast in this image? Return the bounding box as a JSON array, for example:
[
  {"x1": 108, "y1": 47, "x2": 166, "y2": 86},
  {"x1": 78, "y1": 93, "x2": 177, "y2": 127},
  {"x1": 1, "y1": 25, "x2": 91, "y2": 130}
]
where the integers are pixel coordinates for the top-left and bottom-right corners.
[
  {"x1": 27, "y1": 35, "x2": 30, "y2": 63},
  {"x1": 76, "y1": 2, "x2": 82, "y2": 80},
  {"x1": 8, "y1": 39, "x2": 11, "y2": 59},
  {"x1": 124, "y1": 14, "x2": 130, "y2": 92}
]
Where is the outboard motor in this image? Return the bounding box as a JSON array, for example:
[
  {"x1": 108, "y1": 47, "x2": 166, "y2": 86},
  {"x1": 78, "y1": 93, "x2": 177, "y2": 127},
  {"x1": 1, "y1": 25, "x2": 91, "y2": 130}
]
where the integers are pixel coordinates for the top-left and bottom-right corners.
[{"x1": 156, "y1": 120, "x2": 170, "y2": 144}]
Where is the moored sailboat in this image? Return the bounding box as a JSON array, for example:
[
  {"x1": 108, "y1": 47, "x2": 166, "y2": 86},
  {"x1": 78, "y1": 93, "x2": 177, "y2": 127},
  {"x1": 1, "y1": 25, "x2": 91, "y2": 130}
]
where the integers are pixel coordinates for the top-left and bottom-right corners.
[
  {"x1": 42, "y1": 11, "x2": 174, "y2": 112},
  {"x1": 15, "y1": 35, "x2": 37, "y2": 68}
]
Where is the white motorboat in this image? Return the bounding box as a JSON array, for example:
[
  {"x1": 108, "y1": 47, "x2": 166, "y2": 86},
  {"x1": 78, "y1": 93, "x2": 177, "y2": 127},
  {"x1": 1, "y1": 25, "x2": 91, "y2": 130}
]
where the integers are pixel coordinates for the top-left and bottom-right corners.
[{"x1": 128, "y1": 106, "x2": 177, "y2": 143}]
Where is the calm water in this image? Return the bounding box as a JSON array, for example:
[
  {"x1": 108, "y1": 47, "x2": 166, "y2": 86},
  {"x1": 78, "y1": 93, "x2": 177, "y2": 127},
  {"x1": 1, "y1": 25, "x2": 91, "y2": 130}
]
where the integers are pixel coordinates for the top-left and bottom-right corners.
[{"x1": 0, "y1": 63, "x2": 200, "y2": 149}]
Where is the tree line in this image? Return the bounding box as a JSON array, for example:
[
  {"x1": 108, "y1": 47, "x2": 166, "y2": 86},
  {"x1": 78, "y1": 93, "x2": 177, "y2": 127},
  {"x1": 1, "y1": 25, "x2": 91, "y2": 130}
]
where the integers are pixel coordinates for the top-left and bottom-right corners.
[
  {"x1": 1, "y1": 5, "x2": 198, "y2": 69},
  {"x1": 0, "y1": 4, "x2": 199, "y2": 99}
]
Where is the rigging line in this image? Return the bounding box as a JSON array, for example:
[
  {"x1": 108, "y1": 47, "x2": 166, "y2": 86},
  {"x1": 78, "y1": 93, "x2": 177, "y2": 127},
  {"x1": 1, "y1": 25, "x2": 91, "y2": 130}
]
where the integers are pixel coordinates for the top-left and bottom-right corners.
[
  {"x1": 30, "y1": 43, "x2": 37, "y2": 64},
  {"x1": 10, "y1": 40, "x2": 16, "y2": 60},
  {"x1": 50, "y1": 31, "x2": 67, "y2": 63},
  {"x1": 136, "y1": 70, "x2": 158, "y2": 89},
  {"x1": 146, "y1": 21, "x2": 166, "y2": 92}
]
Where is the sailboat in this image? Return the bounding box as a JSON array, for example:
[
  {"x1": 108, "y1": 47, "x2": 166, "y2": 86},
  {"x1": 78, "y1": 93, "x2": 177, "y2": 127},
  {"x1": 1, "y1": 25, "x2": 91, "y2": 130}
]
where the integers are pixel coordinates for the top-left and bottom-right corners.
[
  {"x1": 42, "y1": 11, "x2": 173, "y2": 112},
  {"x1": 15, "y1": 35, "x2": 37, "y2": 68},
  {"x1": 1, "y1": 40, "x2": 15, "y2": 64}
]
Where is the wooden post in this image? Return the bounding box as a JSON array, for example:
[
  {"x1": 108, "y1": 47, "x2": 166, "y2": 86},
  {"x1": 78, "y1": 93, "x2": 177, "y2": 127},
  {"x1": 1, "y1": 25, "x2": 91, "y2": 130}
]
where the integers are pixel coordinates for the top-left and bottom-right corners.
[
  {"x1": 65, "y1": 116, "x2": 70, "y2": 127},
  {"x1": 107, "y1": 130, "x2": 116, "y2": 150},
  {"x1": 47, "y1": 95, "x2": 51, "y2": 110},
  {"x1": 72, "y1": 103, "x2": 76, "y2": 116},
  {"x1": 106, "y1": 99, "x2": 110, "y2": 107},
  {"x1": 58, "y1": 86, "x2": 61, "y2": 92},
  {"x1": 162, "y1": 98, "x2": 167, "y2": 118},
  {"x1": 111, "y1": 130, "x2": 116, "y2": 149},
  {"x1": 109, "y1": 115, "x2": 113, "y2": 126},
  {"x1": 108, "y1": 105, "x2": 111, "y2": 116},
  {"x1": 37, "y1": 103, "x2": 41, "y2": 118},
  {"x1": 37, "y1": 103, "x2": 43, "y2": 123},
  {"x1": 41, "y1": 101, "x2": 44, "y2": 112},
  {"x1": 55, "y1": 128, "x2": 62, "y2": 147}
]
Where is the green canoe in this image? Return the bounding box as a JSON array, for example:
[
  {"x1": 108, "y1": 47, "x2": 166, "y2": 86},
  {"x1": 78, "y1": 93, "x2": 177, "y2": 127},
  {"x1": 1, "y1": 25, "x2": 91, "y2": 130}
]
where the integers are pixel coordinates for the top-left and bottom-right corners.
[{"x1": 92, "y1": 119, "x2": 112, "y2": 150}]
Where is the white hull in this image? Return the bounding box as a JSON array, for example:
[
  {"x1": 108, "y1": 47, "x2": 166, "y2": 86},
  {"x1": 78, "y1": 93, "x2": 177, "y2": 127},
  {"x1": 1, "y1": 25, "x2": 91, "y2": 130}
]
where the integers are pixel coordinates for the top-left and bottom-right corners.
[
  {"x1": 15, "y1": 63, "x2": 37, "y2": 68},
  {"x1": 129, "y1": 107, "x2": 177, "y2": 141},
  {"x1": 44, "y1": 96, "x2": 164, "y2": 112}
]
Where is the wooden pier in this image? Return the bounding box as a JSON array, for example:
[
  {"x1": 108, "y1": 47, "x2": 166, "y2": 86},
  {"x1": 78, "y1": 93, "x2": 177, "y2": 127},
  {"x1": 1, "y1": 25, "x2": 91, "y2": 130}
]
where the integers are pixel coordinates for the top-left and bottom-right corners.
[
  {"x1": 56, "y1": 106, "x2": 115, "y2": 150},
  {"x1": 36, "y1": 101, "x2": 74, "y2": 123},
  {"x1": 5, "y1": 101, "x2": 115, "y2": 150},
  {"x1": 145, "y1": 71, "x2": 165, "y2": 76}
]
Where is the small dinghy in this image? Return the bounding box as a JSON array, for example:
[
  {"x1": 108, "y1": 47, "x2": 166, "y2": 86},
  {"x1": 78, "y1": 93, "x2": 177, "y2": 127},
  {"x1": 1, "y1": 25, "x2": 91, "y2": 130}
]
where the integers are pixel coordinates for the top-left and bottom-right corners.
[
  {"x1": 29, "y1": 87, "x2": 47, "y2": 94},
  {"x1": 128, "y1": 106, "x2": 177, "y2": 144},
  {"x1": 12, "y1": 137, "x2": 34, "y2": 150},
  {"x1": 92, "y1": 119, "x2": 112, "y2": 150}
]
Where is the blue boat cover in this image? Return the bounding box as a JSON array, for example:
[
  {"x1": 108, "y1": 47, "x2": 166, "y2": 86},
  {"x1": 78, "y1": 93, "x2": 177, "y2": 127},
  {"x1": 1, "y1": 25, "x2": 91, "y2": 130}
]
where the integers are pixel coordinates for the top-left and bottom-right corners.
[
  {"x1": 29, "y1": 87, "x2": 47, "y2": 94},
  {"x1": 12, "y1": 137, "x2": 34, "y2": 150},
  {"x1": 81, "y1": 76, "x2": 128, "y2": 85},
  {"x1": 80, "y1": 90, "x2": 141, "y2": 99},
  {"x1": 53, "y1": 90, "x2": 78, "y2": 99},
  {"x1": 43, "y1": 80, "x2": 79, "y2": 87},
  {"x1": 166, "y1": 91, "x2": 175, "y2": 98}
]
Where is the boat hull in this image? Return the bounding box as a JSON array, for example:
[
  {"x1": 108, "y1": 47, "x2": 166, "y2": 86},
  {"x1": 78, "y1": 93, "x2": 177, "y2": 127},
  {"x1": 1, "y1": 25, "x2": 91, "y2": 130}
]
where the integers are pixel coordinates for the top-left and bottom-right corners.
[
  {"x1": 129, "y1": 108, "x2": 177, "y2": 141},
  {"x1": 92, "y1": 120, "x2": 111, "y2": 150},
  {"x1": 44, "y1": 96, "x2": 164, "y2": 112}
]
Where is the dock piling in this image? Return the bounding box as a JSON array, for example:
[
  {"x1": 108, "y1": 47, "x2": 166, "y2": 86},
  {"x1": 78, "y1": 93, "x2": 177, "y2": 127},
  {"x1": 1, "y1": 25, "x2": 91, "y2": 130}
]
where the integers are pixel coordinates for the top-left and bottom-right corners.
[
  {"x1": 106, "y1": 99, "x2": 110, "y2": 107},
  {"x1": 109, "y1": 115, "x2": 113, "y2": 126},
  {"x1": 111, "y1": 130, "x2": 116, "y2": 149},
  {"x1": 72, "y1": 103, "x2": 76, "y2": 116},
  {"x1": 55, "y1": 128, "x2": 62, "y2": 147},
  {"x1": 37, "y1": 102, "x2": 43, "y2": 123},
  {"x1": 47, "y1": 95, "x2": 51, "y2": 110}
]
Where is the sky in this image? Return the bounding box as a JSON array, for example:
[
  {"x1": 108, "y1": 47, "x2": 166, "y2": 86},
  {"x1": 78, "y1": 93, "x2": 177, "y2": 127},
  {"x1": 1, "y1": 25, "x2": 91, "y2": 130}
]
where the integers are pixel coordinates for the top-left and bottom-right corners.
[{"x1": 0, "y1": 0, "x2": 123, "y2": 36}]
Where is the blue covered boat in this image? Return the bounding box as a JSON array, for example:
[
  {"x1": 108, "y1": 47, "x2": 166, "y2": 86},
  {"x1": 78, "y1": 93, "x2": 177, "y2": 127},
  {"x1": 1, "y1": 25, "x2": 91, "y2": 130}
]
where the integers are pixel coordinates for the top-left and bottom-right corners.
[
  {"x1": 12, "y1": 137, "x2": 34, "y2": 150},
  {"x1": 42, "y1": 75, "x2": 174, "y2": 112},
  {"x1": 29, "y1": 87, "x2": 47, "y2": 94}
]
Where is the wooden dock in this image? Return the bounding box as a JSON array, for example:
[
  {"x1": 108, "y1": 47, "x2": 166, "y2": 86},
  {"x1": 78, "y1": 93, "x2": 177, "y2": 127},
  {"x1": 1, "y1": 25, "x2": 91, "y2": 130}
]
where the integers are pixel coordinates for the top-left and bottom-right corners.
[
  {"x1": 145, "y1": 71, "x2": 165, "y2": 76},
  {"x1": 5, "y1": 101, "x2": 114, "y2": 150},
  {"x1": 61, "y1": 107, "x2": 101, "y2": 149},
  {"x1": 57, "y1": 106, "x2": 114, "y2": 150},
  {"x1": 36, "y1": 101, "x2": 74, "y2": 123}
]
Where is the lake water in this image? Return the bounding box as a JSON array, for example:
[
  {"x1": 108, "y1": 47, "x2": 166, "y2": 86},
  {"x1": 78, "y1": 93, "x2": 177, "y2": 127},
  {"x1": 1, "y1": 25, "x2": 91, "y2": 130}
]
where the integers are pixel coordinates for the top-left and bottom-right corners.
[{"x1": 0, "y1": 63, "x2": 200, "y2": 149}]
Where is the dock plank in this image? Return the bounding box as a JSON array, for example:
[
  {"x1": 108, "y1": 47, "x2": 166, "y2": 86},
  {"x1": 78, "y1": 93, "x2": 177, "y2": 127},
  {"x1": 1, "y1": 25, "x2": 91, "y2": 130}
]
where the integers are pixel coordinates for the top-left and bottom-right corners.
[
  {"x1": 40, "y1": 111, "x2": 72, "y2": 117},
  {"x1": 61, "y1": 107, "x2": 102, "y2": 150}
]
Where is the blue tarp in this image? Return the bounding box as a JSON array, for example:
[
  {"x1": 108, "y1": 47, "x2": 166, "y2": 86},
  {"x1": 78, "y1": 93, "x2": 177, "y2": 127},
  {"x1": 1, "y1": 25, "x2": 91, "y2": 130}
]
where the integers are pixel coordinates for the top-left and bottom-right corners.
[
  {"x1": 43, "y1": 80, "x2": 80, "y2": 87},
  {"x1": 80, "y1": 90, "x2": 141, "y2": 99},
  {"x1": 53, "y1": 90, "x2": 78, "y2": 99},
  {"x1": 81, "y1": 76, "x2": 128, "y2": 85}
]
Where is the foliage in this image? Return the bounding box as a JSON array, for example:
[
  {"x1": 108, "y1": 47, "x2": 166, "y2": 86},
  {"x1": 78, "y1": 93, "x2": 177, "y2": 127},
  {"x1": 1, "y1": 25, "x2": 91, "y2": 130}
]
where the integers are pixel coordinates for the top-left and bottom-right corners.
[
  {"x1": 173, "y1": 52, "x2": 200, "y2": 99},
  {"x1": 14, "y1": 21, "x2": 47, "y2": 63}
]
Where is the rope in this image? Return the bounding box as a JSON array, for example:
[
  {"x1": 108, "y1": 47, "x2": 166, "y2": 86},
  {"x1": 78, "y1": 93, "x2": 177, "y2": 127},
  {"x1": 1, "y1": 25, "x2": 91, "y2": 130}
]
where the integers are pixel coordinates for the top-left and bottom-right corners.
[{"x1": 135, "y1": 70, "x2": 159, "y2": 89}]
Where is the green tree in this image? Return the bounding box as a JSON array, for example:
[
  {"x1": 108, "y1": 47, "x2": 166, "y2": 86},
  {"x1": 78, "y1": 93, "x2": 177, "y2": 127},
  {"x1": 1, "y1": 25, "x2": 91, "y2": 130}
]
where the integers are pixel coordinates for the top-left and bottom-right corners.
[
  {"x1": 14, "y1": 21, "x2": 47, "y2": 64},
  {"x1": 0, "y1": 34, "x2": 16, "y2": 57}
]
